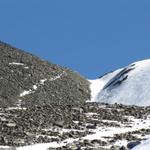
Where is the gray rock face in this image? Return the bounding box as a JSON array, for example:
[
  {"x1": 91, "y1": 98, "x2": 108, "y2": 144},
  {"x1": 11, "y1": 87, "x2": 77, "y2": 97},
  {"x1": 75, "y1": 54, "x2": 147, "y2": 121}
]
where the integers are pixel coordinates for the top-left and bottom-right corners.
[
  {"x1": 0, "y1": 41, "x2": 90, "y2": 108},
  {"x1": 127, "y1": 141, "x2": 141, "y2": 149}
]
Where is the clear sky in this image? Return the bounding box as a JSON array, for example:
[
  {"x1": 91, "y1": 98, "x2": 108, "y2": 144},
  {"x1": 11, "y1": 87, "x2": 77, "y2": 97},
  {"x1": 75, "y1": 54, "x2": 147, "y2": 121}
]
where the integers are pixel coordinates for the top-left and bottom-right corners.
[{"x1": 0, "y1": 0, "x2": 150, "y2": 79}]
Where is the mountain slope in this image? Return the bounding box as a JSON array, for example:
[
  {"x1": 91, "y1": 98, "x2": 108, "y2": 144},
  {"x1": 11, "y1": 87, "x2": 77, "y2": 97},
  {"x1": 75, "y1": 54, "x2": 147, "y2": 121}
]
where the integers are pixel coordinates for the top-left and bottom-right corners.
[
  {"x1": 90, "y1": 59, "x2": 150, "y2": 106},
  {"x1": 0, "y1": 41, "x2": 90, "y2": 108},
  {"x1": 0, "y1": 41, "x2": 150, "y2": 150},
  {"x1": 133, "y1": 139, "x2": 150, "y2": 150},
  {"x1": 0, "y1": 102, "x2": 150, "y2": 149}
]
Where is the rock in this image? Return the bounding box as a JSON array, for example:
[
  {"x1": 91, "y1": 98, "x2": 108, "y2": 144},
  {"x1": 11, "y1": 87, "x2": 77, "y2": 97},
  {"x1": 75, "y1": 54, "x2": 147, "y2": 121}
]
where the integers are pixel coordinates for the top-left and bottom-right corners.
[
  {"x1": 53, "y1": 121, "x2": 64, "y2": 128},
  {"x1": 67, "y1": 143, "x2": 78, "y2": 150},
  {"x1": 119, "y1": 146, "x2": 127, "y2": 150},
  {"x1": 127, "y1": 141, "x2": 141, "y2": 149},
  {"x1": 110, "y1": 145, "x2": 120, "y2": 150},
  {"x1": 86, "y1": 124, "x2": 97, "y2": 129}
]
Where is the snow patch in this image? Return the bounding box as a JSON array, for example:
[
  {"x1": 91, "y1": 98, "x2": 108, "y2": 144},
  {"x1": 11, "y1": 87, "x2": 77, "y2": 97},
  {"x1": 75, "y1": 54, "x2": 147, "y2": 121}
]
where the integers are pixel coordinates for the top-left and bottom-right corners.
[
  {"x1": 20, "y1": 85, "x2": 38, "y2": 97},
  {"x1": 33, "y1": 85, "x2": 38, "y2": 90},
  {"x1": 6, "y1": 107, "x2": 27, "y2": 110},
  {"x1": 16, "y1": 138, "x2": 79, "y2": 150},
  {"x1": 114, "y1": 140, "x2": 128, "y2": 147},
  {"x1": 0, "y1": 146, "x2": 13, "y2": 149},
  {"x1": 49, "y1": 72, "x2": 66, "y2": 81},
  {"x1": 20, "y1": 90, "x2": 33, "y2": 97},
  {"x1": 9, "y1": 62, "x2": 24, "y2": 65},
  {"x1": 40, "y1": 79, "x2": 47, "y2": 85}
]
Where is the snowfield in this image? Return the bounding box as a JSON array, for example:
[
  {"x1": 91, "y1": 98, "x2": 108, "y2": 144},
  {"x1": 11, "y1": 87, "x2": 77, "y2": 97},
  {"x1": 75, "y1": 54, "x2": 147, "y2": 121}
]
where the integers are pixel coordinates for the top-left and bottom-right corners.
[
  {"x1": 133, "y1": 139, "x2": 150, "y2": 150},
  {"x1": 89, "y1": 59, "x2": 150, "y2": 106}
]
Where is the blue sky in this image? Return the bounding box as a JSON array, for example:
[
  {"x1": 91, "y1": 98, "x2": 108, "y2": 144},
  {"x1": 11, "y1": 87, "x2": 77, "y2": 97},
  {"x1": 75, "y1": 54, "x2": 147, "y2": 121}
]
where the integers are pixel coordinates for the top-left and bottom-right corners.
[{"x1": 0, "y1": 0, "x2": 150, "y2": 78}]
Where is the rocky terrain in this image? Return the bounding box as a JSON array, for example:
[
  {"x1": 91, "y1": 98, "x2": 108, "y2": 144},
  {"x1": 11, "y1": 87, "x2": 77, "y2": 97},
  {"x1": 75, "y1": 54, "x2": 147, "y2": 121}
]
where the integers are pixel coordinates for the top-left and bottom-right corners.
[
  {"x1": 0, "y1": 41, "x2": 150, "y2": 150},
  {"x1": 0, "y1": 41, "x2": 90, "y2": 108},
  {"x1": 0, "y1": 102, "x2": 150, "y2": 149}
]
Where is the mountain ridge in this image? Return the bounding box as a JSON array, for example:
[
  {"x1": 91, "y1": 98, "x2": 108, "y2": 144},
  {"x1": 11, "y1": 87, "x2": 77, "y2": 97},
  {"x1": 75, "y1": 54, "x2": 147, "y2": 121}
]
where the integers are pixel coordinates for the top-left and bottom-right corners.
[{"x1": 0, "y1": 41, "x2": 90, "y2": 108}]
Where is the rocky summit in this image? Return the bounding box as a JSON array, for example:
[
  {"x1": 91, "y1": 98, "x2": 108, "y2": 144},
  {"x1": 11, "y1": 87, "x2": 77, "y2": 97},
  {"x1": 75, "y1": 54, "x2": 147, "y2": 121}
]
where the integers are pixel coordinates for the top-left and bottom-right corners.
[{"x1": 0, "y1": 41, "x2": 90, "y2": 108}]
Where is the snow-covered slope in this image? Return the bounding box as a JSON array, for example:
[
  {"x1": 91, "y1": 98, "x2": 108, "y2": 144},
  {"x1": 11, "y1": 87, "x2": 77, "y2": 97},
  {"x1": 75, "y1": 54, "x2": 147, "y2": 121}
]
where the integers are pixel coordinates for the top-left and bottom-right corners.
[
  {"x1": 89, "y1": 59, "x2": 150, "y2": 106},
  {"x1": 133, "y1": 139, "x2": 150, "y2": 150}
]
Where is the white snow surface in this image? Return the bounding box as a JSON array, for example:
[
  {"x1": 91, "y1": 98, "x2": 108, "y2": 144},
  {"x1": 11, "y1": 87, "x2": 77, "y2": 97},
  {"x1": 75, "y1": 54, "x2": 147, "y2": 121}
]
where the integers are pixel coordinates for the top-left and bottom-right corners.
[
  {"x1": 0, "y1": 139, "x2": 78, "y2": 150},
  {"x1": 20, "y1": 90, "x2": 33, "y2": 97},
  {"x1": 133, "y1": 139, "x2": 150, "y2": 150},
  {"x1": 89, "y1": 59, "x2": 150, "y2": 106},
  {"x1": 89, "y1": 68, "x2": 122, "y2": 101},
  {"x1": 40, "y1": 79, "x2": 47, "y2": 85},
  {"x1": 9, "y1": 62, "x2": 24, "y2": 65}
]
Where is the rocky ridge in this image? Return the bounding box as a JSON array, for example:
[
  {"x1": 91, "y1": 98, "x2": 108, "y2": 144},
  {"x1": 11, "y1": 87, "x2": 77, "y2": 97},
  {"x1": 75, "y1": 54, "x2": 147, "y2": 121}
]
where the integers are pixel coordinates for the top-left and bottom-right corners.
[{"x1": 0, "y1": 41, "x2": 90, "y2": 108}]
